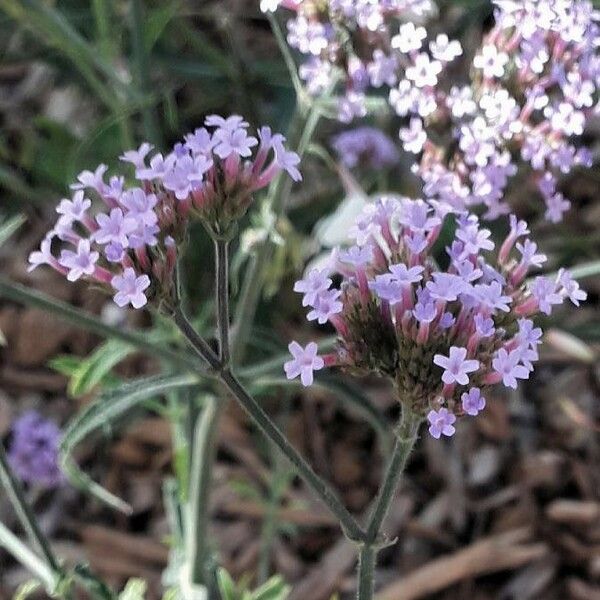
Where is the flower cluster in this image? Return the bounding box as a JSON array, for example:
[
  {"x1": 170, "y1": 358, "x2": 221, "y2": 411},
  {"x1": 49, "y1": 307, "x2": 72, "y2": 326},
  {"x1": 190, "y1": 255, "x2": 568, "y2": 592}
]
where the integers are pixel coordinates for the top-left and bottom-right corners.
[
  {"x1": 7, "y1": 411, "x2": 63, "y2": 487},
  {"x1": 284, "y1": 197, "x2": 586, "y2": 437},
  {"x1": 331, "y1": 126, "x2": 399, "y2": 169},
  {"x1": 416, "y1": 0, "x2": 599, "y2": 221},
  {"x1": 264, "y1": 0, "x2": 463, "y2": 122},
  {"x1": 28, "y1": 115, "x2": 300, "y2": 311}
]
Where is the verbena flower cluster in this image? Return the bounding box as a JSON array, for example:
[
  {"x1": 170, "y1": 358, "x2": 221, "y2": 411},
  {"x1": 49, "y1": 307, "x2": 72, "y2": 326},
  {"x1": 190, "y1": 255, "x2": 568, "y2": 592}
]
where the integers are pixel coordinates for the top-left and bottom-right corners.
[
  {"x1": 8, "y1": 411, "x2": 63, "y2": 487},
  {"x1": 263, "y1": 0, "x2": 462, "y2": 122},
  {"x1": 415, "y1": 0, "x2": 599, "y2": 221},
  {"x1": 331, "y1": 126, "x2": 399, "y2": 169},
  {"x1": 28, "y1": 116, "x2": 301, "y2": 310},
  {"x1": 285, "y1": 197, "x2": 586, "y2": 437}
]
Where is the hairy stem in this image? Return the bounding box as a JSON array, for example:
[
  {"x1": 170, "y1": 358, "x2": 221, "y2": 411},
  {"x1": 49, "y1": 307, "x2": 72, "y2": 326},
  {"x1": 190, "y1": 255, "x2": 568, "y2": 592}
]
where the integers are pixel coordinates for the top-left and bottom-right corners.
[
  {"x1": 356, "y1": 408, "x2": 421, "y2": 599},
  {"x1": 215, "y1": 238, "x2": 230, "y2": 366}
]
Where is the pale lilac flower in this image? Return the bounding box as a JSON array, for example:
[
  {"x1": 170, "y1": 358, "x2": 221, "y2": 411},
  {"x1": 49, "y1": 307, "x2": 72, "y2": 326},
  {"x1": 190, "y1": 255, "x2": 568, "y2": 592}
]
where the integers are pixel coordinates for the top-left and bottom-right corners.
[
  {"x1": 120, "y1": 143, "x2": 154, "y2": 169},
  {"x1": 95, "y1": 208, "x2": 137, "y2": 247},
  {"x1": 369, "y1": 275, "x2": 402, "y2": 305},
  {"x1": 273, "y1": 141, "x2": 302, "y2": 181},
  {"x1": 389, "y1": 263, "x2": 424, "y2": 285},
  {"x1": 430, "y1": 34, "x2": 462, "y2": 62},
  {"x1": 399, "y1": 118, "x2": 427, "y2": 154},
  {"x1": 392, "y1": 22, "x2": 427, "y2": 53},
  {"x1": 284, "y1": 341, "x2": 324, "y2": 387},
  {"x1": 331, "y1": 127, "x2": 399, "y2": 169},
  {"x1": 427, "y1": 408, "x2": 456, "y2": 439},
  {"x1": 56, "y1": 191, "x2": 91, "y2": 225},
  {"x1": 492, "y1": 347, "x2": 529, "y2": 389},
  {"x1": 294, "y1": 269, "x2": 332, "y2": 307},
  {"x1": 111, "y1": 268, "x2": 150, "y2": 309},
  {"x1": 205, "y1": 114, "x2": 249, "y2": 131},
  {"x1": 339, "y1": 245, "x2": 373, "y2": 266},
  {"x1": 426, "y1": 273, "x2": 465, "y2": 302},
  {"x1": 213, "y1": 128, "x2": 258, "y2": 159},
  {"x1": 406, "y1": 53, "x2": 442, "y2": 88},
  {"x1": 474, "y1": 45, "x2": 509, "y2": 78},
  {"x1": 433, "y1": 346, "x2": 480, "y2": 385},
  {"x1": 58, "y1": 239, "x2": 99, "y2": 282},
  {"x1": 474, "y1": 313, "x2": 495, "y2": 337},
  {"x1": 461, "y1": 388, "x2": 486, "y2": 416},
  {"x1": 367, "y1": 50, "x2": 397, "y2": 88},
  {"x1": 530, "y1": 276, "x2": 563, "y2": 315},
  {"x1": 307, "y1": 289, "x2": 343, "y2": 324},
  {"x1": 557, "y1": 269, "x2": 587, "y2": 307},
  {"x1": 28, "y1": 236, "x2": 56, "y2": 272},
  {"x1": 120, "y1": 188, "x2": 158, "y2": 226},
  {"x1": 71, "y1": 164, "x2": 108, "y2": 196}
]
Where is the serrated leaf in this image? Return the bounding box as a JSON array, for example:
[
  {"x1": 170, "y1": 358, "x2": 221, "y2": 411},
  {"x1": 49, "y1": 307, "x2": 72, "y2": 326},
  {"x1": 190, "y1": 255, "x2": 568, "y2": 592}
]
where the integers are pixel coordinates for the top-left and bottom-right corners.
[
  {"x1": 13, "y1": 580, "x2": 40, "y2": 600},
  {"x1": 60, "y1": 373, "x2": 199, "y2": 512},
  {"x1": 118, "y1": 578, "x2": 147, "y2": 600}
]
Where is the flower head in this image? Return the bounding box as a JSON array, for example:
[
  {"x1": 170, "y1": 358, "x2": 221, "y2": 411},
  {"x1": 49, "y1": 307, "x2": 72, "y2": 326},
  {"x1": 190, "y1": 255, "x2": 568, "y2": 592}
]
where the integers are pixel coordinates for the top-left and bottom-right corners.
[
  {"x1": 427, "y1": 408, "x2": 456, "y2": 439},
  {"x1": 284, "y1": 341, "x2": 325, "y2": 387},
  {"x1": 8, "y1": 411, "x2": 63, "y2": 487}
]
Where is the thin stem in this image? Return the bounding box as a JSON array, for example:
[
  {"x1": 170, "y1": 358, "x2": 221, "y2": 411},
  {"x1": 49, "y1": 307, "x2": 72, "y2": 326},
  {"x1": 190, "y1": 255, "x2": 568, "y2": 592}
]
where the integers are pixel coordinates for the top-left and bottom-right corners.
[
  {"x1": 0, "y1": 444, "x2": 62, "y2": 575},
  {"x1": 188, "y1": 395, "x2": 223, "y2": 586},
  {"x1": 215, "y1": 238, "x2": 230, "y2": 367},
  {"x1": 356, "y1": 546, "x2": 376, "y2": 600},
  {"x1": 355, "y1": 408, "x2": 421, "y2": 600},
  {"x1": 0, "y1": 521, "x2": 58, "y2": 592},
  {"x1": 365, "y1": 409, "x2": 420, "y2": 542},
  {"x1": 174, "y1": 310, "x2": 366, "y2": 543},
  {"x1": 172, "y1": 307, "x2": 221, "y2": 372}
]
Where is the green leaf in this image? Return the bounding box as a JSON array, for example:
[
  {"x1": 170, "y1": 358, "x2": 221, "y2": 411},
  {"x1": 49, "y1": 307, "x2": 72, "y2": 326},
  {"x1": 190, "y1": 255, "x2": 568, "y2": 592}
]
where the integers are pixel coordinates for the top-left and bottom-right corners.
[
  {"x1": 60, "y1": 374, "x2": 199, "y2": 512},
  {"x1": 144, "y1": 3, "x2": 179, "y2": 53},
  {"x1": 252, "y1": 576, "x2": 290, "y2": 600},
  {"x1": 0, "y1": 277, "x2": 204, "y2": 373},
  {"x1": 118, "y1": 579, "x2": 147, "y2": 600},
  {"x1": 0, "y1": 213, "x2": 26, "y2": 247},
  {"x1": 13, "y1": 580, "x2": 40, "y2": 600},
  {"x1": 67, "y1": 339, "x2": 134, "y2": 397},
  {"x1": 217, "y1": 568, "x2": 240, "y2": 600}
]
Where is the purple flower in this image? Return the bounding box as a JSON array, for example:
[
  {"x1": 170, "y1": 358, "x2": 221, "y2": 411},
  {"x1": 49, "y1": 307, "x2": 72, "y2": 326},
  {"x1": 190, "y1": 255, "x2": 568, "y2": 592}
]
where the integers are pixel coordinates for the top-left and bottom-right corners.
[
  {"x1": 120, "y1": 143, "x2": 154, "y2": 169},
  {"x1": 28, "y1": 236, "x2": 55, "y2": 272},
  {"x1": 56, "y1": 191, "x2": 92, "y2": 225},
  {"x1": 530, "y1": 276, "x2": 563, "y2": 315},
  {"x1": 128, "y1": 223, "x2": 160, "y2": 249},
  {"x1": 205, "y1": 114, "x2": 249, "y2": 131},
  {"x1": 105, "y1": 242, "x2": 125, "y2": 263},
  {"x1": 433, "y1": 346, "x2": 479, "y2": 385},
  {"x1": 71, "y1": 164, "x2": 108, "y2": 196},
  {"x1": 389, "y1": 263, "x2": 424, "y2": 285},
  {"x1": 111, "y1": 268, "x2": 151, "y2": 309},
  {"x1": 461, "y1": 388, "x2": 486, "y2": 416},
  {"x1": 456, "y1": 223, "x2": 495, "y2": 256},
  {"x1": 400, "y1": 118, "x2": 427, "y2": 154},
  {"x1": 213, "y1": 127, "x2": 258, "y2": 159},
  {"x1": 367, "y1": 49, "x2": 397, "y2": 87},
  {"x1": 120, "y1": 188, "x2": 158, "y2": 226},
  {"x1": 426, "y1": 273, "x2": 465, "y2": 302},
  {"x1": 492, "y1": 348, "x2": 530, "y2": 389},
  {"x1": 516, "y1": 240, "x2": 547, "y2": 269},
  {"x1": 413, "y1": 293, "x2": 437, "y2": 324},
  {"x1": 474, "y1": 281, "x2": 512, "y2": 313},
  {"x1": 273, "y1": 140, "x2": 302, "y2": 181},
  {"x1": 95, "y1": 208, "x2": 137, "y2": 247},
  {"x1": 306, "y1": 289, "x2": 343, "y2": 324},
  {"x1": 427, "y1": 408, "x2": 456, "y2": 439},
  {"x1": 474, "y1": 313, "x2": 495, "y2": 337},
  {"x1": 136, "y1": 153, "x2": 176, "y2": 181},
  {"x1": 8, "y1": 411, "x2": 63, "y2": 487},
  {"x1": 294, "y1": 269, "x2": 332, "y2": 307},
  {"x1": 557, "y1": 269, "x2": 587, "y2": 307},
  {"x1": 184, "y1": 128, "x2": 215, "y2": 155},
  {"x1": 369, "y1": 275, "x2": 402, "y2": 305},
  {"x1": 331, "y1": 127, "x2": 398, "y2": 170},
  {"x1": 516, "y1": 318, "x2": 542, "y2": 348},
  {"x1": 284, "y1": 341, "x2": 324, "y2": 387},
  {"x1": 162, "y1": 155, "x2": 212, "y2": 200},
  {"x1": 339, "y1": 245, "x2": 373, "y2": 266},
  {"x1": 58, "y1": 239, "x2": 99, "y2": 282}
]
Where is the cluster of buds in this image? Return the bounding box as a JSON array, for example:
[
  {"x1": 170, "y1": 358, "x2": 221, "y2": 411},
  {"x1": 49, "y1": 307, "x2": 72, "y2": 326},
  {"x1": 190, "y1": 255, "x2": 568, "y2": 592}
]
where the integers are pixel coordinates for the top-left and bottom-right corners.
[
  {"x1": 284, "y1": 197, "x2": 586, "y2": 437},
  {"x1": 28, "y1": 115, "x2": 301, "y2": 311},
  {"x1": 7, "y1": 411, "x2": 63, "y2": 487},
  {"x1": 416, "y1": 0, "x2": 599, "y2": 221},
  {"x1": 262, "y1": 0, "x2": 463, "y2": 122}
]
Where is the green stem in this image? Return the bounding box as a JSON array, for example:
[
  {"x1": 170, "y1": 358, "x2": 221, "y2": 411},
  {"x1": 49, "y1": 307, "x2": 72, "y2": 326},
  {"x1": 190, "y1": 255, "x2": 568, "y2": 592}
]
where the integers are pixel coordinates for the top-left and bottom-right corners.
[
  {"x1": 215, "y1": 238, "x2": 230, "y2": 367},
  {"x1": 173, "y1": 310, "x2": 365, "y2": 543},
  {"x1": 356, "y1": 546, "x2": 376, "y2": 600},
  {"x1": 188, "y1": 395, "x2": 223, "y2": 586},
  {"x1": 355, "y1": 408, "x2": 421, "y2": 599},
  {"x1": 0, "y1": 444, "x2": 62, "y2": 576},
  {"x1": 0, "y1": 521, "x2": 58, "y2": 592}
]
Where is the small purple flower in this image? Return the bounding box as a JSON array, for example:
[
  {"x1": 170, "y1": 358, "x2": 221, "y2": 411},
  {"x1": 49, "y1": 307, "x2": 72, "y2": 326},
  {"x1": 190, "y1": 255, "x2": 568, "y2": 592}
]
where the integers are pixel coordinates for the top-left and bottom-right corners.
[
  {"x1": 426, "y1": 273, "x2": 465, "y2": 302},
  {"x1": 389, "y1": 263, "x2": 424, "y2": 285},
  {"x1": 516, "y1": 240, "x2": 547, "y2": 269},
  {"x1": 413, "y1": 293, "x2": 437, "y2": 323},
  {"x1": 58, "y1": 239, "x2": 99, "y2": 282},
  {"x1": 284, "y1": 341, "x2": 324, "y2": 387},
  {"x1": 105, "y1": 242, "x2": 125, "y2": 263},
  {"x1": 56, "y1": 191, "x2": 92, "y2": 225},
  {"x1": 427, "y1": 408, "x2": 456, "y2": 439},
  {"x1": 111, "y1": 268, "x2": 151, "y2": 309},
  {"x1": 399, "y1": 117, "x2": 427, "y2": 154},
  {"x1": 474, "y1": 281, "x2": 512, "y2": 313},
  {"x1": 205, "y1": 114, "x2": 249, "y2": 131},
  {"x1": 461, "y1": 388, "x2": 486, "y2": 416},
  {"x1": 369, "y1": 275, "x2": 402, "y2": 305},
  {"x1": 136, "y1": 153, "x2": 176, "y2": 181},
  {"x1": 492, "y1": 348, "x2": 530, "y2": 389},
  {"x1": 339, "y1": 245, "x2": 373, "y2": 266},
  {"x1": 95, "y1": 208, "x2": 137, "y2": 247},
  {"x1": 306, "y1": 289, "x2": 343, "y2": 324},
  {"x1": 530, "y1": 276, "x2": 563, "y2": 315},
  {"x1": 213, "y1": 127, "x2": 258, "y2": 159},
  {"x1": 433, "y1": 346, "x2": 480, "y2": 386},
  {"x1": 273, "y1": 140, "x2": 302, "y2": 182},
  {"x1": 557, "y1": 269, "x2": 587, "y2": 307},
  {"x1": 128, "y1": 223, "x2": 160, "y2": 249},
  {"x1": 28, "y1": 236, "x2": 55, "y2": 272},
  {"x1": 516, "y1": 318, "x2": 542, "y2": 348},
  {"x1": 71, "y1": 164, "x2": 108, "y2": 196},
  {"x1": 294, "y1": 269, "x2": 332, "y2": 307},
  {"x1": 120, "y1": 188, "x2": 158, "y2": 226},
  {"x1": 184, "y1": 128, "x2": 215, "y2": 155},
  {"x1": 8, "y1": 411, "x2": 63, "y2": 487},
  {"x1": 120, "y1": 143, "x2": 154, "y2": 169},
  {"x1": 331, "y1": 127, "x2": 398, "y2": 170},
  {"x1": 474, "y1": 313, "x2": 495, "y2": 337}
]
